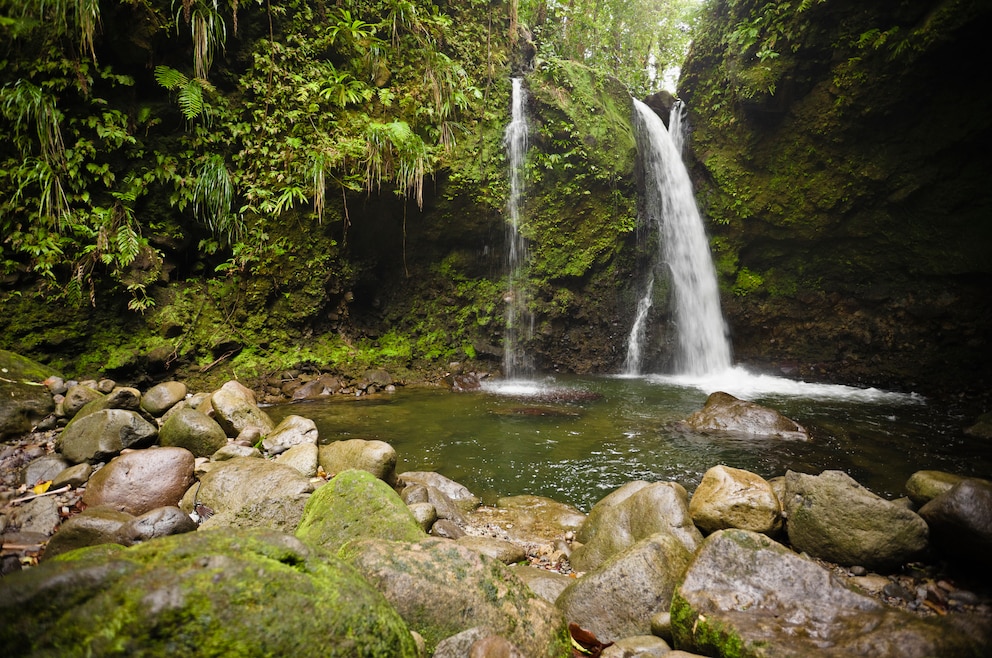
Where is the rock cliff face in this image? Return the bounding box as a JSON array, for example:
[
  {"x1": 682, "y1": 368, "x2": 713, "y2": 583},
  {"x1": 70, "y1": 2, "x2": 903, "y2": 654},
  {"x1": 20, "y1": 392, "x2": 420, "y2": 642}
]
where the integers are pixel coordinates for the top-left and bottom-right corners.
[{"x1": 679, "y1": 0, "x2": 992, "y2": 393}]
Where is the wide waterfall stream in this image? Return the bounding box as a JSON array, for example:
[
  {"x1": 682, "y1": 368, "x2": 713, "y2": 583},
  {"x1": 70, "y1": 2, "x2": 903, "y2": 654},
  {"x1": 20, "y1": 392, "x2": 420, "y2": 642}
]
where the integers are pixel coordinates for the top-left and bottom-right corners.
[{"x1": 268, "y1": 377, "x2": 992, "y2": 512}]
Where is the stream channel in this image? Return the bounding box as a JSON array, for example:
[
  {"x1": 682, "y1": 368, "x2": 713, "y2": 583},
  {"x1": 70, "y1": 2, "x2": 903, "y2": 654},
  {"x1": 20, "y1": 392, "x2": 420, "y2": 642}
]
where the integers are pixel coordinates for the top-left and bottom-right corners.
[{"x1": 267, "y1": 371, "x2": 992, "y2": 513}]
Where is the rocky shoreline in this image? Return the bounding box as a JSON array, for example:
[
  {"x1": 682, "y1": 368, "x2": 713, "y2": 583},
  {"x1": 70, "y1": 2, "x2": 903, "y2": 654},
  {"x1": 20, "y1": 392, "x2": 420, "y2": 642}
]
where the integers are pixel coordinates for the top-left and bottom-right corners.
[{"x1": 2, "y1": 357, "x2": 991, "y2": 657}]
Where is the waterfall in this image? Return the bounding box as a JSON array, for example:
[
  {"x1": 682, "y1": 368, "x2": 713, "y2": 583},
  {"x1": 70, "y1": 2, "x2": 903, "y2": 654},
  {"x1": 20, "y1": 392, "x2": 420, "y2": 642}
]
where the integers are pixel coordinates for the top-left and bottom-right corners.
[
  {"x1": 502, "y1": 77, "x2": 533, "y2": 378},
  {"x1": 624, "y1": 99, "x2": 732, "y2": 376}
]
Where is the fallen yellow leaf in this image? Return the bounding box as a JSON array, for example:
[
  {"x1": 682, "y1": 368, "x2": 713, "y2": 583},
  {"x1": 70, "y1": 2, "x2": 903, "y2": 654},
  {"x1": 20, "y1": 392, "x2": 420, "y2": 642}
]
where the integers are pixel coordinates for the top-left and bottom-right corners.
[{"x1": 32, "y1": 480, "x2": 52, "y2": 495}]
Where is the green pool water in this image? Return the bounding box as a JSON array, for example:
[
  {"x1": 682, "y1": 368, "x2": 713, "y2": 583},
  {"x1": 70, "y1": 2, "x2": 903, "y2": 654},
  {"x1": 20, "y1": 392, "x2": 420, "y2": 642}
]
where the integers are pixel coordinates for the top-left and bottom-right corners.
[{"x1": 267, "y1": 372, "x2": 992, "y2": 512}]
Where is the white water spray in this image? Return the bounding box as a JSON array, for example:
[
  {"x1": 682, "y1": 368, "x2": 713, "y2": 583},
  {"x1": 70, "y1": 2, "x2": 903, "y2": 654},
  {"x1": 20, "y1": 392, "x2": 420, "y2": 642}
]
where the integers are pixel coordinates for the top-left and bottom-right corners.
[
  {"x1": 625, "y1": 99, "x2": 732, "y2": 376},
  {"x1": 502, "y1": 77, "x2": 534, "y2": 378}
]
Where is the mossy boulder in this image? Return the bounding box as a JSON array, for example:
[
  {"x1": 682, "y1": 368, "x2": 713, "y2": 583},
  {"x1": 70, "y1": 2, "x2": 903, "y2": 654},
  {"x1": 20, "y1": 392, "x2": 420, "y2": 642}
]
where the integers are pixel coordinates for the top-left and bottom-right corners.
[
  {"x1": 672, "y1": 529, "x2": 991, "y2": 657},
  {"x1": 296, "y1": 469, "x2": 426, "y2": 552},
  {"x1": 0, "y1": 529, "x2": 418, "y2": 657},
  {"x1": 343, "y1": 537, "x2": 569, "y2": 656},
  {"x1": 0, "y1": 349, "x2": 58, "y2": 441}
]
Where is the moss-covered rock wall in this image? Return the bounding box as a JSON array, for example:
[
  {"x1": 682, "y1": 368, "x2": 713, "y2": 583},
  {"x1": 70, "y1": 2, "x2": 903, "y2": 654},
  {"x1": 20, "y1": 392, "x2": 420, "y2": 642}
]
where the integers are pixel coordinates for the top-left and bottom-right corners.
[{"x1": 679, "y1": 0, "x2": 992, "y2": 393}]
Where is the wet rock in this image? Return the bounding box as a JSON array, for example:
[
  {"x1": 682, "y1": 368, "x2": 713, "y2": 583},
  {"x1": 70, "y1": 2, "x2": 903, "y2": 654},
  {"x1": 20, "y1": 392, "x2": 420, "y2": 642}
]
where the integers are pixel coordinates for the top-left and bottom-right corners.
[
  {"x1": 344, "y1": 537, "x2": 567, "y2": 657},
  {"x1": 964, "y1": 411, "x2": 992, "y2": 439},
  {"x1": 433, "y1": 628, "x2": 525, "y2": 658},
  {"x1": 211, "y1": 443, "x2": 261, "y2": 460},
  {"x1": 180, "y1": 456, "x2": 313, "y2": 517},
  {"x1": 398, "y1": 471, "x2": 481, "y2": 510},
  {"x1": 61, "y1": 383, "x2": 103, "y2": 419},
  {"x1": 918, "y1": 478, "x2": 992, "y2": 578},
  {"x1": 784, "y1": 470, "x2": 928, "y2": 570},
  {"x1": 905, "y1": 469, "x2": 983, "y2": 505},
  {"x1": 447, "y1": 373, "x2": 482, "y2": 391},
  {"x1": 199, "y1": 494, "x2": 311, "y2": 533},
  {"x1": 557, "y1": 533, "x2": 694, "y2": 642},
  {"x1": 408, "y1": 502, "x2": 438, "y2": 532},
  {"x1": 262, "y1": 414, "x2": 318, "y2": 455},
  {"x1": 512, "y1": 566, "x2": 573, "y2": 604},
  {"x1": 139, "y1": 381, "x2": 187, "y2": 416},
  {"x1": 672, "y1": 529, "x2": 991, "y2": 657},
  {"x1": 210, "y1": 380, "x2": 275, "y2": 437},
  {"x1": 486, "y1": 495, "x2": 587, "y2": 544},
  {"x1": 56, "y1": 409, "x2": 158, "y2": 464},
  {"x1": 158, "y1": 406, "x2": 228, "y2": 457},
  {"x1": 689, "y1": 465, "x2": 782, "y2": 535},
  {"x1": 274, "y1": 442, "x2": 319, "y2": 477},
  {"x1": 676, "y1": 391, "x2": 809, "y2": 440},
  {"x1": 42, "y1": 505, "x2": 134, "y2": 559},
  {"x1": 432, "y1": 519, "x2": 467, "y2": 539},
  {"x1": 82, "y1": 446, "x2": 195, "y2": 516},
  {"x1": 296, "y1": 469, "x2": 425, "y2": 552},
  {"x1": 456, "y1": 535, "x2": 527, "y2": 564},
  {"x1": 600, "y1": 635, "x2": 671, "y2": 658},
  {"x1": 0, "y1": 350, "x2": 59, "y2": 439},
  {"x1": 121, "y1": 505, "x2": 197, "y2": 543},
  {"x1": 571, "y1": 480, "x2": 701, "y2": 572},
  {"x1": 10, "y1": 496, "x2": 60, "y2": 536},
  {"x1": 21, "y1": 454, "x2": 70, "y2": 487},
  {"x1": 4, "y1": 529, "x2": 418, "y2": 657},
  {"x1": 51, "y1": 462, "x2": 93, "y2": 488},
  {"x1": 319, "y1": 438, "x2": 398, "y2": 485}
]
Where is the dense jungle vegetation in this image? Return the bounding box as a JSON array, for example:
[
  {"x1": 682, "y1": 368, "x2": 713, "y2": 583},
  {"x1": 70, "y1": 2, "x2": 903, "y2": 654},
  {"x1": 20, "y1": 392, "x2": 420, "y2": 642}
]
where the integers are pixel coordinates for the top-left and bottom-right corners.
[
  {"x1": 1, "y1": 0, "x2": 989, "y2": 396},
  {"x1": 0, "y1": 0, "x2": 698, "y2": 386}
]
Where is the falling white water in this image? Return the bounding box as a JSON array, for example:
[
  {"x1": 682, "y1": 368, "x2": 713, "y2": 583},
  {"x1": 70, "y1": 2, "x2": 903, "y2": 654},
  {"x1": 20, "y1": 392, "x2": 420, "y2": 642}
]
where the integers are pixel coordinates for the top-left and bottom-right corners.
[
  {"x1": 625, "y1": 99, "x2": 732, "y2": 376},
  {"x1": 502, "y1": 77, "x2": 534, "y2": 378}
]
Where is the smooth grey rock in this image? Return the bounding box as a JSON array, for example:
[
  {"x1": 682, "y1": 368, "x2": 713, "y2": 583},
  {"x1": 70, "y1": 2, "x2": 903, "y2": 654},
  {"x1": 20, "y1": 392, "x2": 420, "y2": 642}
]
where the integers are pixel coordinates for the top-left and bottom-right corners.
[
  {"x1": 571, "y1": 480, "x2": 701, "y2": 572},
  {"x1": 21, "y1": 454, "x2": 70, "y2": 487},
  {"x1": 511, "y1": 566, "x2": 573, "y2": 604},
  {"x1": 319, "y1": 438, "x2": 398, "y2": 485},
  {"x1": 263, "y1": 414, "x2": 318, "y2": 455},
  {"x1": 431, "y1": 519, "x2": 466, "y2": 539},
  {"x1": 82, "y1": 446, "x2": 195, "y2": 516},
  {"x1": 70, "y1": 387, "x2": 142, "y2": 423},
  {"x1": 159, "y1": 406, "x2": 228, "y2": 457},
  {"x1": 456, "y1": 535, "x2": 527, "y2": 564},
  {"x1": 433, "y1": 628, "x2": 525, "y2": 658},
  {"x1": 10, "y1": 497, "x2": 60, "y2": 536},
  {"x1": 344, "y1": 537, "x2": 566, "y2": 657},
  {"x1": 600, "y1": 635, "x2": 671, "y2": 658},
  {"x1": 672, "y1": 529, "x2": 991, "y2": 658},
  {"x1": 297, "y1": 469, "x2": 425, "y2": 552},
  {"x1": 918, "y1": 478, "x2": 992, "y2": 574},
  {"x1": 397, "y1": 471, "x2": 481, "y2": 510},
  {"x1": 689, "y1": 465, "x2": 782, "y2": 535},
  {"x1": 211, "y1": 443, "x2": 261, "y2": 460},
  {"x1": 199, "y1": 494, "x2": 310, "y2": 533},
  {"x1": 557, "y1": 532, "x2": 694, "y2": 642},
  {"x1": 140, "y1": 381, "x2": 187, "y2": 416},
  {"x1": 407, "y1": 502, "x2": 438, "y2": 532},
  {"x1": 57, "y1": 409, "x2": 158, "y2": 464},
  {"x1": 42, "y1": 505, "x2": 133, "y2": 559},
  {"x1": 61, "y1": 384, "x2": 103, "y2": 419},
  {"x1": 784, "y1": 470, "x2": 928, "y2": 570},
  {"x1": 274, "y1": 442, "x2": 319, "y2": 477},
  {"x1": 51, "y1": 462, "x2": 93, "y2": 488},
  {"x1": 180, "y1": 456, "x2": 313, "y2": 516},
  {"x1": 210, "y1": 380, "x2": 275, "y2": 437},
  {"x1": 677, "y1": 391, "x2": 809, "y2": 440},
  {"x1": 122, "y1": 505, "x2": 197, "y2": 543}
]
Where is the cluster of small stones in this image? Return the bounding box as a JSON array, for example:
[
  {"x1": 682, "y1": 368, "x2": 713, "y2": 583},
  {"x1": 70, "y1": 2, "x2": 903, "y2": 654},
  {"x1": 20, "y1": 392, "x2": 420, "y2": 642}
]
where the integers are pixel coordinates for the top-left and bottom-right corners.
[{"x1": 2, "y1": 375, "x2": 991, "y2": 656}]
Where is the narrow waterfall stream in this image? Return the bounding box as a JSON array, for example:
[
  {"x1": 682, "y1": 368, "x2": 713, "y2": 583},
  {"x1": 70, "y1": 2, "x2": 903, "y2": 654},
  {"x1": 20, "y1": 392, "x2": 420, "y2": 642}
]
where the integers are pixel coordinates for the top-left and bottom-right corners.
[
  {"x1": 502, "y1": 77, "x2": 534, "y2": 379},
  {"x1": 625, "y1": 99, "x2": 732, "y2": 376}
]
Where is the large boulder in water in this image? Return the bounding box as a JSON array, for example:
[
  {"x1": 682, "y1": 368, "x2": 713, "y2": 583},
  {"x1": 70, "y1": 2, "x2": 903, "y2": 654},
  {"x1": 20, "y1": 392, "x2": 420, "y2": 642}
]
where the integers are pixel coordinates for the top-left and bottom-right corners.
[
  {"x1": 570, "y1": 480, "x2": 701, "y2": 572},
  {"x1": 676, "y1": 391, "x2": 809, "y2": 440},
  {"x1": 0, "y1": 529, "x2": 419, "y2": 657},
  {"x1": 672, "y1": 529, "x2": 992, "y2": 657},
  {"x1": 344, "y1": 537, "x2": 568, "y2": 656},
  {"x1": 0, "y1": 349, "x2": 57, "y2": 440},
  {"x1": 783, "y1": 470, "x2": 928, "y2": 570}
]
